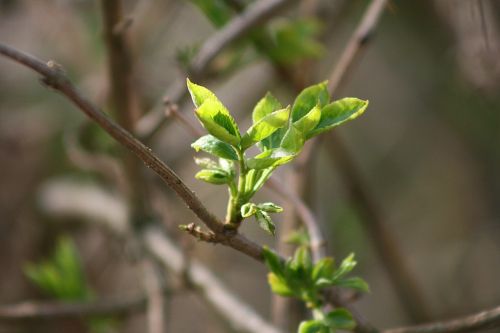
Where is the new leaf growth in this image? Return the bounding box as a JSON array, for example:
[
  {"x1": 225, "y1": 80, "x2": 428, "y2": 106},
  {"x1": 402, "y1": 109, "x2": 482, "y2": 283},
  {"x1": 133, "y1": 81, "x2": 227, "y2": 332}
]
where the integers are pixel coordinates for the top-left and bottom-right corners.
[{"x1": 187, "y1": 78, "x2": 368, "y2": 235}]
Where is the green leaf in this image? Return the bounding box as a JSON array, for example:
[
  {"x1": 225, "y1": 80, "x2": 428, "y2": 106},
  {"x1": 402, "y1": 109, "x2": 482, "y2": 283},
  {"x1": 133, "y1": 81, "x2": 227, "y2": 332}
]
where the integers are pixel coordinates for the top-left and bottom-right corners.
[
  {"x1": 241, "y1": 107, "x2": 290, "y2": 150},
  {"x1": 294, "y1": 104, "x2": 321, "y2": 135},
  {"x1": 192, "y1": 135, "x2": 239, "y2": 160},
  {"x1": 194, "y1": 99, "x2": 240, "y2": 146},
  {"x1": 324, "y1": 308, "x2": 355, "y2": 330},
  {"x1": 285, "y1": 229, "x2": 310, "y2": 247},
  {"x1": 268, "y1": 273, "x2": 295, "y2": 297},
  {"x1": 280, "y1": 125, "x2": 305, "y2": 153},
  {"x1": 262, "y1": 246, "x2": 284, "y2": 277},
  {"x1": 189, "y1": 0, "x2": 232, "y2": 28},
  {"x1": 292, "y1": 81, "x2": 329, "y2": 122},
  {"x1": 246, "y1": 148, "x2": 295, "y2": 169},
  {"x1": 335, "y1": 277, "x2": 370, "y2": 293},
  {"x1": 312, "y1": 258, "x2": 335, "y2": 282},
  {"x1": 194, "y1": 157, "x2": 219, "y2": 169},
  {"x1": 292, "y1": 246, "x2": 312, "y2": 272},
  {"x1": 241, "y1": 203, "x2": 257, "y2": 218},
  {"x1": 255, "y1": 210, "x2": 276, "y2": 235},
  {"x1": 267, "y1": 18, "x2": 325, "y2": 65},
  {"x1": 307, "y1": 98, "x2": 368, "y2": 139},
  {"x1": 252, "y1": 92, "x2": 283, "y2": 123},
  {"x1": 195, "y1": 169, "x2": 230, "y2": 185},
  {"x1": 298, "y1": 319, "x2": 328, "y2": 333},
  {"x1": 332, "y1": 253, "x2": 357, "y2": 280},
  {"x1": 187, "y1": 78, "x2": 218, "y2": 108},
  {"x1": 257, "y1": 202, "x2": 283, "y2": 213}
]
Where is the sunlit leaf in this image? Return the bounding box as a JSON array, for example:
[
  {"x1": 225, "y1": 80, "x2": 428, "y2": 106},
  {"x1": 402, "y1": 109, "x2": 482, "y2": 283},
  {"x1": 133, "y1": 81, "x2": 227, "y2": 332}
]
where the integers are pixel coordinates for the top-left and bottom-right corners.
[
  {"x1": 324, "y1": 308, "x2": 355, "y2": 330},
  {"x1": 194, "y1": 99, "x2": 240, "y2": 146},
  {"x1": 292, "y1": 81, "x2": 329, "y2": 122},
  {"x1": 241, "y1": 107, "x2": 290, "y2": 150},
  {"x1": 307, "y1": 98, "x2": 368, "y2": 139},
  {"x1": 195, "y1": 169, "x2": 230, "y2": 185},
  {"x1": 256, "y1": 210, "x2": 276, "y2": 235},
  {"x1": 192, "y1": 135, "x2": 239, "y2": 160}
]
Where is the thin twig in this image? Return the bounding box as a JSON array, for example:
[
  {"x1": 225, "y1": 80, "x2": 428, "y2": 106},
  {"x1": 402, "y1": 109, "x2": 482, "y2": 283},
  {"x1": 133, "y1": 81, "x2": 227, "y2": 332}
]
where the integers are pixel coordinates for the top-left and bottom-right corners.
[
  {"x1": 384, "y1": 305, "x2": 500, "y2": 333},
  {"x1": 317, "y1": 0, "x2": 431, "y2": 322},
  {"x1": 0, "y1": 42, "x2": 263, "y2": 261},
  {"x1": 0, "y1": 295, "x2": 147, "y2": 321},
  {"x1": 327, "y1": 0, "x2": 387, "y2": 93},
  {"x1": 136, "y1": 0, "x2": 296, "y2": 140}
]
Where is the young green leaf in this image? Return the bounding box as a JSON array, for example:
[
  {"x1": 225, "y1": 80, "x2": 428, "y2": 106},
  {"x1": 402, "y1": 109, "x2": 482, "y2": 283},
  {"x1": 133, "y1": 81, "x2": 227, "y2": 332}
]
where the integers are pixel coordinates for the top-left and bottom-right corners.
[
  {"x1": 298, "y1": 320, "x2": 328, "y2": 333},
  {"x1": 285, "y1": 229, "x2": 311, "y2": 247},
  {"x1": 195, "y1": 169, "x2": 230, "y2": 185},
  {"x1": 218, "y1": 158, "x2": 235, "y2": 174},
  {"x1": 332, "y1": 253, "x2": 357, "y2": 280},
  {"x1": 241, "y1": 107, "x2": 290, "y2": 150},
  {"x1": 292, "y1": 81, "x2": 329, "y2": 122},
  {"x1": 252, "y1": 92, "x2": 283, "y2": 123},
  {"x1": 187, "y1": 78, "x2": 218, "y2": 108},
  {"x1": 307, "y1": 98, "x2": 368, "y2": 139},
  {"x1": 255, "y1": 210, "x2": 276, "y2": 235},
  {"x1": 257, "y1": 202, "x2": 283, "y2": 213},
  {"x1": 291, "y1": 246, "x2": 312, "y2": 272},
  {"x1": 293, "y1": 104, "x2": 321, "y2": 135},
  {"x1": 262, "y1": 247, "x2": 285, "y2": 278},
  {"x1": 323, "y1": 308, "x2": 355, "y2": 330},
  {"x1": 194, "y1": 157, "x2": 219, "y2": 169},
  {"x1": 335, "y1": 277, "x2": 370, "y2": 292},
  {"x1": 311, "y1": 258, "x2": 335, "y2": 282},
  {"x1": 241, "y1": 202, "x2": 257, "y2": 218},
  {"x1": 195, "y1": 99, "x2": 240, "y2": 146},
  {"x1": 246, "y1": 148, "x2": 295, "y2": 169},
  {"x1": 280, "y1": 125, "x2": 305, "y2": 153},
  {"x1": 192, "y1": 135, "x2": 239, "y2": 160},
  {"x1": 268, "y1": 273, "x2": 295, "y2": 297}
]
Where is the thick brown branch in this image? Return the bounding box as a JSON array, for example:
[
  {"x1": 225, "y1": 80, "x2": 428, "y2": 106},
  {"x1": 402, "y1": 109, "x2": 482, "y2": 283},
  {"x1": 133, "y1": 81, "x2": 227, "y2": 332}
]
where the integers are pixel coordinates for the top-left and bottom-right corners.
[
  {"x1": 0, "y1": 42, "x2": 263, "y2": 261},
  {"x1": 384, "y1": 305, "x2": 500, "y2": 333}
]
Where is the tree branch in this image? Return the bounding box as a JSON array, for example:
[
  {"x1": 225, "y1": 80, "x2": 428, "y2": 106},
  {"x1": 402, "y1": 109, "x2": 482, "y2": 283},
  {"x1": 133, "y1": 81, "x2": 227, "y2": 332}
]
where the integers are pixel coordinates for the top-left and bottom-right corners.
[
  {"x1": 136, "y1": 0, "x2": 296, "y2": 140},
  {"x1": 0, "y1": 295, "x2": 146, "y2": 321},
  {"x1": 38, "y1": 179, "x2": 285, "y2": 333},
  {"x1": 384, "y1": 305, "x2": 500, "y2": 333},
  {"x1": 0, "y1": 42, "x2": 263, "y2": 261}
]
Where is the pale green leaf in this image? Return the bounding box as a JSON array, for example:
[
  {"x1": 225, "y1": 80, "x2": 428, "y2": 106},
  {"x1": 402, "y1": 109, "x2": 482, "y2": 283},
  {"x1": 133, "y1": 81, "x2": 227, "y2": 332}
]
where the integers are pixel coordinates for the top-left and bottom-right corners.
[
  {"x1": 246, "y1": 148, "x2": 295, "y2": 169},
  {"x1": 241, "y1": 107, "x2": 290, "y2": 150},
  {"x1": 241, "y1": 203, "x2": 257, "y2": 218},
  {"x1": 187, "y1": 78, "x2": 218, "y2": 108},
  {"x1": 307, "y1": 98, "x2": 368, "y2": 139},
  {"x1": 332, "y1": 253, "x2": 357, "y2": 280},
  {"x1": 312, "y1": 258, "x2": 335, "y2": 282},
  {"x1": 192, "y1": 135, "x2": 239, "y2": 160},
  {"x1": 268, "y1": 273, "x2": 295, "y2": 297},
  {"x1": 262, "y1": 247, "x2": 285, "y2": 278},
  {"x1": 292, "y1": 81, "x2": 329, "y2": 122},
  {"x1": 195, "y1": 99, "x2": 240, "y2": 146},
  {"x1": 294, "y1": 104, "x2": 321, "y2": 135},
  {"x1": 255, "y1": 210, "x2": 276, "y2": 235},
  {"x1": 252, "y1": 92, "x2": 283, "y2": 123},
  {"x1": 257, "y1": 202, "x2": 283, "y2": 213},
  {"x1": 195, "y1": 169, "x2": 229, "y2": 185},
  {"x1": 298, "y1": 320, "x2": 327, "y2": 333},
  {"x1": 280, "y1": 125, "x2": 305, "y2": 153}
]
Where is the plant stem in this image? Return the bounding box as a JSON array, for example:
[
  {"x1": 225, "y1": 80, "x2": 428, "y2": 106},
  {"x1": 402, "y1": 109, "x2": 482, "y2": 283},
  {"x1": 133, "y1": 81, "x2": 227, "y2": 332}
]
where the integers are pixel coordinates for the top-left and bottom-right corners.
[{"x1": 225, "y1": 148, "x2": 247, "y2": 227}]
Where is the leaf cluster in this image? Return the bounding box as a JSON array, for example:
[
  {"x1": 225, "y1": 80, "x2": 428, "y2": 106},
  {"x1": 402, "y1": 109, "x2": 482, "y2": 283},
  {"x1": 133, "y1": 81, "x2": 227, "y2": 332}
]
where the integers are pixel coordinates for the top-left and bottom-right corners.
[
  {"x1": 187, "y1": 79, "x2": 368, "y2": 233},
  {"x1": 263, "y1": 246, "x2": 369, "y2": 332},
  {"x1": 24, "y1": 236, "x2": 90, "y2": 301}
]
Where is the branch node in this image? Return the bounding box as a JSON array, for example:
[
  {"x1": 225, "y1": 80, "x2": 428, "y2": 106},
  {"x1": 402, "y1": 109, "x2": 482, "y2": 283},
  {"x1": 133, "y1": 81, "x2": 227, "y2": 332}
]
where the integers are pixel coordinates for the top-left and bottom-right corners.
[{"x1": 179, "y1": 223, "x2": 218, "y2": 243}]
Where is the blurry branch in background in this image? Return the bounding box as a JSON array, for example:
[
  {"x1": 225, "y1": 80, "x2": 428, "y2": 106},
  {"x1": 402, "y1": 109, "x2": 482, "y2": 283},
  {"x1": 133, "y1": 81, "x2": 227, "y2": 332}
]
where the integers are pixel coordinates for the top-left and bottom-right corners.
[
  {"x1": 384, "y1": 305, "x2": 500, "y2": 333},
  {"x1": 0, "y1": 294, "x2": 147, "y2": 321},
  {"x1": 36, "y1": 180, "x2": 285, "y2": 333},
  {"x1": 322, "y1": 0, "x2": 431, "y2": 322},
  {"x1": 136, "y1": 0, "x2": 297, "y2": 140},
  {"x1": 433, "y1": 0, "x2": 500, "y2": 92},
  {"x1": 100, "y1": 3, "x2": 167, "y2": 332},
  {"x1": 0, "y1": 42, "x2": 265, "y2": 262}
]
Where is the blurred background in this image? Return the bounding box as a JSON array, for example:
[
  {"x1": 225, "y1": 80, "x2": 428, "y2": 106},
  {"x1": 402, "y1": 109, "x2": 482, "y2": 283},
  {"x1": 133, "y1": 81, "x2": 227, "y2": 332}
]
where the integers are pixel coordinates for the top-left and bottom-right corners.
[{"x1": 0, "y1": 0, "x2": 499, "y2": 332}]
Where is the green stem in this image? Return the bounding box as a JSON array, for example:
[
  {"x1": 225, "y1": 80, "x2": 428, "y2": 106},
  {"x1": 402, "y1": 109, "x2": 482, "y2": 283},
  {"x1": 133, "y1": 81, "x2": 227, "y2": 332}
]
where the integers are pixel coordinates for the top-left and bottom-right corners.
[{"x1": 225, "y1": 147, "x2": 247, "y2": 227}]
